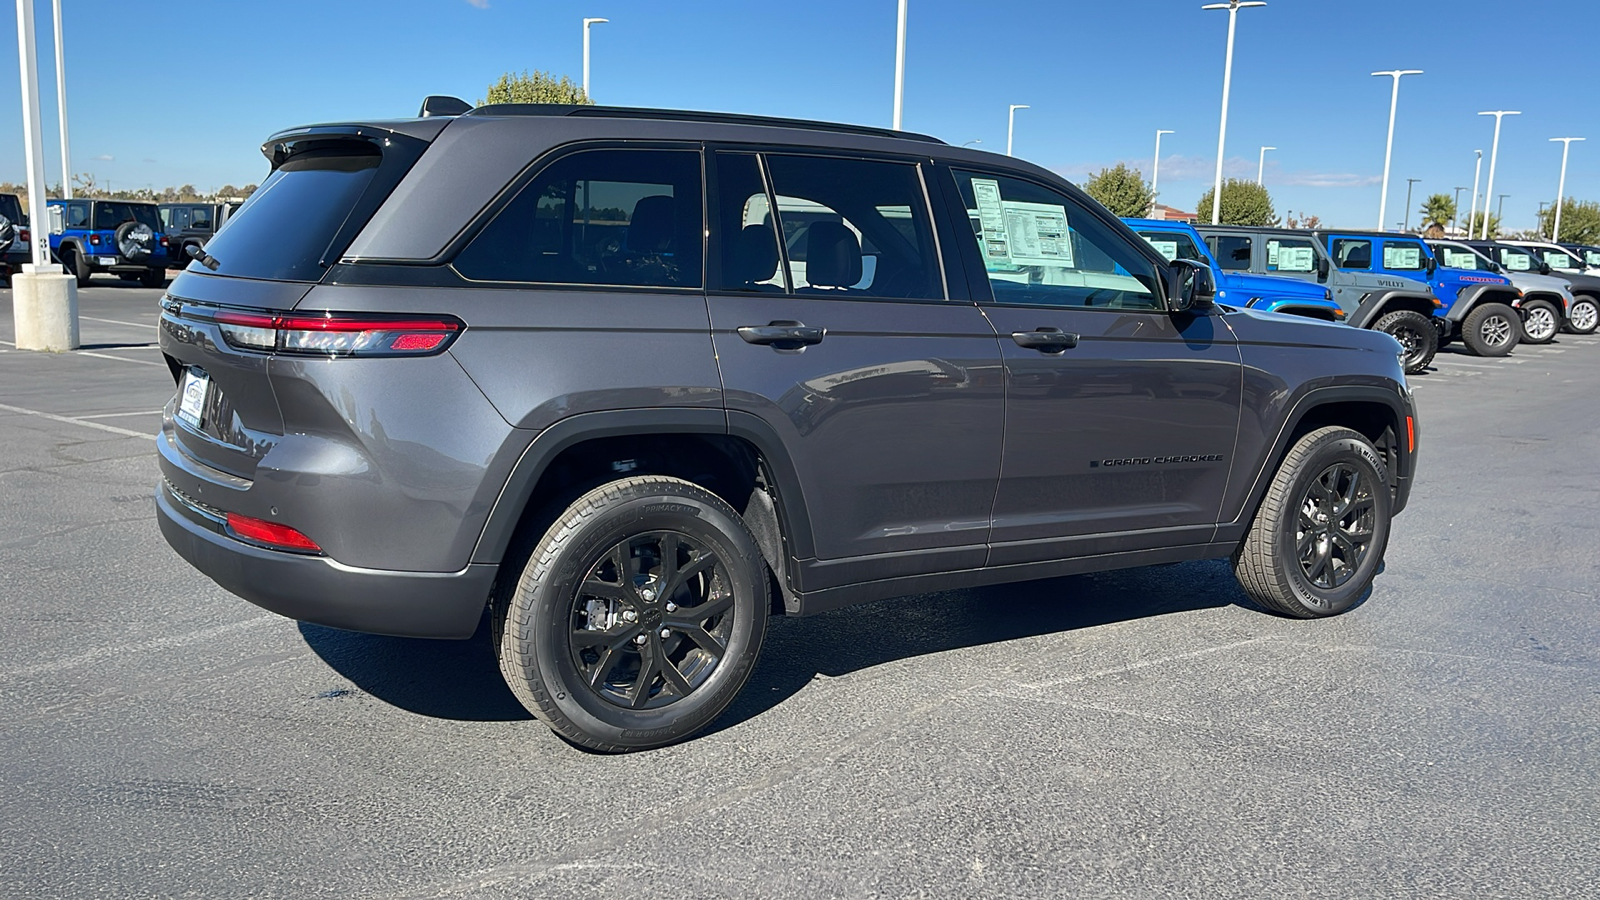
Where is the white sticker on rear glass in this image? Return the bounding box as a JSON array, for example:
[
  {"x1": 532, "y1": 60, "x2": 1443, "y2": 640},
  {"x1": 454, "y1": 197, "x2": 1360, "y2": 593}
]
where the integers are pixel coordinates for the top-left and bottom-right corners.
[
  {"x1": 1145, "y1": 239, "x2": 1179, "y2": 261},
  {"x1": 1383, "y1": 244, "x2": 1422, "y2": 269},
  {"x1": 1000, "y1": 200, "x2": 1074, "y2": 268}
]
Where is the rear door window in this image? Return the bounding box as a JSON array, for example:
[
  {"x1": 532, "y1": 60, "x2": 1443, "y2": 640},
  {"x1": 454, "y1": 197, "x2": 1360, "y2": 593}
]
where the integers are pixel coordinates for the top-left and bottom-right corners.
[
  {"x1": 1436, "y1": 245, "x2": 1488, "y2": 270},
  {"x1": 1208, "y1": 235, "x2": 1252, "y2": 270},
  {"x1": 1539, "y1": 248, "x2": 1577, "y2": 269},
  {"x1": 455, "y1": 147, "x2": 703, "y2": 288},
  {"x1": 1497, "y1": 247, "x2": 1538, "y2": 271},
  {"x1": 1381, "y1": 240, "x2": 1426, "y2": 271},
  {"x1": 1331, "y1": 238, "x2": 1372, "y2": 269},
  {"x1": 1265, "y1": 236, "x2": 1318, "y2": 272}
]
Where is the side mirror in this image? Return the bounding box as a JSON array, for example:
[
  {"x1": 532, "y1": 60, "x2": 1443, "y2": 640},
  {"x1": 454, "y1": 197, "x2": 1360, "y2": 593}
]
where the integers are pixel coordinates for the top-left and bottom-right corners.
[
  {"x1": 1168, "y1": 259, "x2": 1216, "y2": 313},
  {"x1": 1316, "y1": 256, "x2": 1331, "y2": 280},
  {"x1": 1426, "y1": 257, "x2": 1437, "y2": 276},
  {"x1": 1539, "y1": 262, "x2": 1552, "y2": 275}
]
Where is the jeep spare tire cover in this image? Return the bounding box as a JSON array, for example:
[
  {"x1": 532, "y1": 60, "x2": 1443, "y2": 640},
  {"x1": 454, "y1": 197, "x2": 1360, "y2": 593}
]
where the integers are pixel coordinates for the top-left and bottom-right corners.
[
  {"x1": 0, "y1": 214, "x2": 13, "y2": 254},
  {"x1": 115, "y1": 221, "x2": 154, "y2": 260}
]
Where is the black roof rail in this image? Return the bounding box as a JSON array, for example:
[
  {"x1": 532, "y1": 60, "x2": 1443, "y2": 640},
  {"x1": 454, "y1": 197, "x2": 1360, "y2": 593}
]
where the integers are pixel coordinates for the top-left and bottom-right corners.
[{"x1": 462, "y1": 103, "x2": 946, "y2": 144}]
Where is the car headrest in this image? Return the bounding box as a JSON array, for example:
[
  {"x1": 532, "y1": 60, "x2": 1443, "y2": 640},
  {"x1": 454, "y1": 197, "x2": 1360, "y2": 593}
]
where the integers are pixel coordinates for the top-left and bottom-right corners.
[
  {"x1": 628, "y1": 195, "x2": 676, "y2": 253},
  {"x1": 734, "y1": 224, "x2": 779, "y2": 285},
  {"x1": 804, "y1": 221, "x2": 861, "y2": 288}
]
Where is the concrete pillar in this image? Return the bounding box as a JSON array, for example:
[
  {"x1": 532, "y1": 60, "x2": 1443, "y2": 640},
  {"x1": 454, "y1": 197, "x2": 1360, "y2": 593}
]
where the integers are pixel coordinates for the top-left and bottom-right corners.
[{"x1": 11, "y1": 263, "x2": 79, "y2": 351}]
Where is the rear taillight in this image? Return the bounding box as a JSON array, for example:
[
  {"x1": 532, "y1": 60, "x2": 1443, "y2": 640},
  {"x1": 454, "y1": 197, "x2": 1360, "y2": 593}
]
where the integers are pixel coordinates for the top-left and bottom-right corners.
[
  {"x1": 18, "y1": 228, "x2": 28, "y2": 241},
  {"x1": 226, "y1": 512, "x2": 322, "y2": 553},
  {"x1": 160, "y1": 236, "x2": 169, "y2": 247},
  {"x1": 89, "y1": 234, "x2": 101, "y2": 245},
  {"x1": 211, "y1": 310, "x2": 462, "y2": 357}
]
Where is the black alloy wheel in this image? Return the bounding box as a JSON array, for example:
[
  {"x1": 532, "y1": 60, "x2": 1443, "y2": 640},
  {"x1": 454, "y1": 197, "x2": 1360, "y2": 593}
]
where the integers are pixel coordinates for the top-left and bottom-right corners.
[
  {"x1": 569, "y1": 531, "x2": 734, "y2": 710},
  {"x1": 1373, "y1": 309, "x2": 1437, "y2": 374},
  {"x1": 1295, "y1": 462, "x2": 1376, "y2": 591}
]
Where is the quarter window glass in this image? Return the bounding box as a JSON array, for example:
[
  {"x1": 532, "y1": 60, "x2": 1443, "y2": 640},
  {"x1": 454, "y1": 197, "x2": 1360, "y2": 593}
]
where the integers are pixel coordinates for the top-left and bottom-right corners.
[
  {"x1": 66, "y1": 203, "x2": 88, "y2": 227},
  {"x1": 192, "y1": 207, "x2": 212, "y2": 230},
  {"x1": 762, "y1": 155, "x2": 942, "y2": 300},
  {"x1": 456, "y1": 148, "x2": 703, "y2": 288},
  {"x1": 1209, "y1": 235, "x2": 1252, "y2": 270},
  {"x1": 952, "y1": 169, "x2": 1160, "y2": 309},
  {"x1": 1332, "y1": 239, "x2": 1372, "y2": 269},
  {"x1": 1498, "y1": 248, "x2": 1536, "y2": 271},
  {"x1": 1266, "y1": 237, "x2": 1317, "y2": 272},
  {"x1": 1135, "y1": 230, "x2": 1203, "y2": 263},
  {"x1": 713, "y1": 153, "x2": 785, "y2": 293},
  {"x1": 1382, "y1": 241, "x2": 1426, "y2": 270}
]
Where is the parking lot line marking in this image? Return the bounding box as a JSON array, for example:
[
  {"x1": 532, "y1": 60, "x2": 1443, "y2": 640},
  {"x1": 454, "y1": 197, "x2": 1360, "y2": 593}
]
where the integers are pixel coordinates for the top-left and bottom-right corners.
[
  {"x1": 78, "y1": 315, "x2": 155, "y2": 329},
  {"x1": 0, "y1": 616, "x2": 275, "y2": 681},
  {"x1": 77, "y1": 409, "x2": 166, "y2": 419},
  {"x1": 1435, "y1": 359, "x2": 1525, "y2": 369},
  {"x1": 0, "y1": 402, "x2": 152, "y2": 439}
]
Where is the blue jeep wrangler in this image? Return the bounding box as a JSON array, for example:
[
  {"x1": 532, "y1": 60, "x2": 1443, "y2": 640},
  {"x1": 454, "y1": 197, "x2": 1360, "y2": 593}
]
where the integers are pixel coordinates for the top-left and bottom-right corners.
[
  {"x1": 1123, "y1": 218, "x2": 1344, "y2": 321},
  {"x1": 1195, "y1": 225, "x2": 1440, "y2": 374},
  {"x1": 1315, "y1": 229, "x2": 1522, "y2": 358},
  {"x1": 46, "y1": 198, "x2": 170, "y2": 288}
]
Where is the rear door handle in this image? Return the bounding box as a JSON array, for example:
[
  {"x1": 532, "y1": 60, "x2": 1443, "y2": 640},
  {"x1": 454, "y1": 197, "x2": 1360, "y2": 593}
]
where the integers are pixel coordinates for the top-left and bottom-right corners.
[
  {"x1": 738, "y1": 321, "x2": 826, "y2": 349},
  {"x1": 1011, "y1": 328, "x2": 1079, "y2": 352}
]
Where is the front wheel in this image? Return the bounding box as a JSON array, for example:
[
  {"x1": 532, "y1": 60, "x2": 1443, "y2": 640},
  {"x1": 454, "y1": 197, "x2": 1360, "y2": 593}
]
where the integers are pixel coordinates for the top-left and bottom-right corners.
[
  {"x1": 1234, "y1": 427, "x2": 1392, "y2": 618},
  {"x1": 1518, "y1": 299, "x2": 1560, "y2": 344},
  {"x1": 1373, "y1": 309, "x2": 1438, "y2": 374},
  {"x1": 1461, "y1": 302, "x2": 1520, "y2": 357},
  {"x1": 1566, "y1": 296, "x2": 1599, "y2": 335},
  {"x1": 497, "y1": 476, "x2": 769, "y2": 752}
]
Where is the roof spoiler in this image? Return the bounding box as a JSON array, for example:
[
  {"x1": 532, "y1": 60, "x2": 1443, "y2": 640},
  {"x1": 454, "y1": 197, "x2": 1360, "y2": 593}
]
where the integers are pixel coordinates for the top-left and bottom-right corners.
[{"x1": 419, "y1": 95, "x2": 473, "y2": 118}]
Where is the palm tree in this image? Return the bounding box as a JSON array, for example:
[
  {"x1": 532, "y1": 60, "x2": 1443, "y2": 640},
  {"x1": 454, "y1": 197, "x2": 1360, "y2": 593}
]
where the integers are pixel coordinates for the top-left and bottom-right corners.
[{"x1": 1420, "y1": 193, "x2": 1456, "y2": 233}]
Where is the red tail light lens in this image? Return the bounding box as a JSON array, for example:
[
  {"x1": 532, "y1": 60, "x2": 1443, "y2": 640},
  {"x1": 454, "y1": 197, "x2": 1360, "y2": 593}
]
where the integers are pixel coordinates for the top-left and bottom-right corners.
[
  {"x1": 89, "y1": 234, "x2": 101, "y2": 245},
  {"x1": 226, "y1": 512, "x2": 322, "y2": 553},
  {"x1": 18, "y1": 228, "x2": 28, "y2": 242},
  {"x1": 211, "y1": 310, "x2": 463, "y2": 357}
]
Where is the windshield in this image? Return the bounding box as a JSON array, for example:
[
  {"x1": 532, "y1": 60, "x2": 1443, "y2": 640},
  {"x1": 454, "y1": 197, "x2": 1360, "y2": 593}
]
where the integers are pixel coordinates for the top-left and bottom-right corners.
[
  {"x1": 91, "y1": 201, "x2": 161, "y2": 231},
  {"x1": 1433, "y1": 244, "x2": 1491, "y2": 271},
  {"x1": 1135, "y1": 230, "x2": 1205, "y2": 263}
]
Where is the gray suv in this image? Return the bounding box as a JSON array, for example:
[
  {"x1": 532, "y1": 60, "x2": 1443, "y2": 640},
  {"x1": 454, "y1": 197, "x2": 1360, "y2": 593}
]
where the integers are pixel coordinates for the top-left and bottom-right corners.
[{"x1": 156, "y1": 100, "x2": 1419, "y2": 751}]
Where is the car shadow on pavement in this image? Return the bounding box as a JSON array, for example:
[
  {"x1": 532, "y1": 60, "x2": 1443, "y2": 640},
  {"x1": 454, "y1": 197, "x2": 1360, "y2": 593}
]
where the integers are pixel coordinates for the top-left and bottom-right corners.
[
  {"x1": 298, "y1": 614, "x2": 533, "y2": 722},
  {"x1": 296, "y1": 557, "x2": 1253, "y2": 728}
]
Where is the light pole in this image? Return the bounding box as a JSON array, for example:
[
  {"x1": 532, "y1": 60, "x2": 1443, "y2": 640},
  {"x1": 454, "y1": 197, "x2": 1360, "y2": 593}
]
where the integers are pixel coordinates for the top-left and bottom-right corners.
[
  {"x1": 960, "y1": 139, "x2": 981, "y2": 147},
  {"x1": 14, "y1": 0, "x2": 50, "y2": 267},
  {"x1": 1549, "y1": 136, "x2": 1585, "y2": 241},
  {"x1": 1468, "y1": 150, "x2": 1483, "y2": 238},
  {"x1": 1451, "y1": 187, "x2": 1466, "y2": 234},
  {"x1": 1496, "y1": 193, "x2": 1509, "y2": 232},
  {"x1": 1006, "y1": 104, "x2": 1028, "y2": 157},
  {"x1": 581, "y1": 17, "x2": 608, "y2": 102},
  {"x1": 891, "y1": 0, "x2": 908, "y2": 130},
  {"x1": 1257, "y1": 145, "x2": 1275, "y2": 185},
  {"x1": 1152, "y1": 129, "x2": 1174, "y2": 215},
  {"x1": 53, "y1": 0, "x2": 70, "y2": 199},
  {"x1": 1478, "y1": 111, "x2": 1520, "y2": 239},
  {"x1": 1372, "y1": 69, "x2": 1423, "y2": 232},
  {"x1": 1402, "y1": 178, "x2": 1420, "y2": 231},
  {"x1": 1203, "y1": 1, "x2": 1267, "y2": 226}
]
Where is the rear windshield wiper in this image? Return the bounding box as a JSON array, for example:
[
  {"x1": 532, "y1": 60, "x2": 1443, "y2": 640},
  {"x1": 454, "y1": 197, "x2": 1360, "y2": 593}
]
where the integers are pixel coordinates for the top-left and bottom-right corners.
[{"x1": 186, "y1": 244, "x2": 220, "y2": 271}]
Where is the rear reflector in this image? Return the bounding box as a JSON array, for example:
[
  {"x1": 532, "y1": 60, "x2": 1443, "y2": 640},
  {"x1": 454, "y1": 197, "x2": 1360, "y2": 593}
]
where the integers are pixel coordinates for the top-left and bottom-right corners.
[
  {"x1": 226, "y1": 512, "x2": 322, "y2": 553},
  {"x1": 211, "y1": 310, "x2": 462, "y2": 357},
  {"x1": 1406, "y1": 416, "x2": 1415, "y2": 453}
]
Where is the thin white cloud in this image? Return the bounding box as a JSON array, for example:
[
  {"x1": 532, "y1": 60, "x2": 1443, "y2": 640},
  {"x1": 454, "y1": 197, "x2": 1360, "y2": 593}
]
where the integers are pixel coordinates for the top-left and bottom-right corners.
[
  {"x1": 92, "y1": 153, "x2": 113, "y2": 161},
  {"x1": 464, "y1": 0, "x2": 489, "y2": 8},
  {"x1": 1278, "y1": 172, "x2": 1382, "y2": 188}
]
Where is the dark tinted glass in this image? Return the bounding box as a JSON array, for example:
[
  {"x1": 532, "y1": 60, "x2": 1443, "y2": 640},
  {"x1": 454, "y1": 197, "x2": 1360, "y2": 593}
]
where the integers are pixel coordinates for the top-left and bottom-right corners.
[
  {"x1": 1331, "y1": 238, "x2": 1372, "y2": 269},
  {"x1": 0, "y1": 194, "x2": 21, "y2": 222},
  {"x1": 456, "y1": 148, "x2": 703, "y2": 288},
  {"x1": 713, "y1": 153, "x2": 785, "y2": 293},
  {"x1": 194, "y1": 148, "x2": 380, "y2": 282},
  {"x1": 92, "y1": 202, "x2": 161, "y2": 230},
  {"x1": 192, "y1": 206, "x2": 212, "y2": 230},
  {"x1": 763, "y1": 155, "x2": 942, "y2": 300},
  {"x1": 951, "y1": 169, "x2": 1160, "y2": 309},
  {"x1": 1210, "y1": 235, "x2": 1251, "y2": 270}
]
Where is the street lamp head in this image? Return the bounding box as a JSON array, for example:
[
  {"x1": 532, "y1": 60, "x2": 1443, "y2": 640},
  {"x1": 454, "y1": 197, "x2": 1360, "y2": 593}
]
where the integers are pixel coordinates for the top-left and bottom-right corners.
[
  {"x1": 1550, "y1": 137, "x2": 1587, "y2": 144},
  {"x1": 1010, "y1": 104, "x2": 1029, "y2": 112},
  {"x1": 583, "y1": 17, "x2": 608, "y2": 26},
  {"x1": 1202, "y1": 1, "x2": 1267, "y2": 9},
  {"x1": 1478, "y1": 110, "x2": 1521, "y2": 118},
  {"x1": 1261, "y1": 145, "x2": 1276, "y2": 151},
  {"x1": 1370, "y1": 69, "x2": 1424, "y2": 78},
  {"x1": 1157, "y1": 129, "x2": 1175, "y2": 136}
]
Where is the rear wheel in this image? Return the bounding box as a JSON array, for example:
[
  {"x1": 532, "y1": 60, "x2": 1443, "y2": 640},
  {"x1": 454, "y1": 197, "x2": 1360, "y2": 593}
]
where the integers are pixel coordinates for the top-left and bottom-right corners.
[
  {"x1": 64, "y1": 247, "x2": 91, "y2": 287},
  {"x1": 139, "y1": 267, "x2": 165, "y2": 288},
  {"x1": 1518, "y1": 299, "x2": 1560, "y2": 344},
  {"x1": 1373, "y1": 309, "x2": 1437, "y2": 374},
  {"x1": 1461, "y1": 302, "x2": 1519, "y2": 357},
  {"x1": 1566, "y1": 296, "x2": 1599, "y2": 334},
  {"x1": 497, "y1": 476, "x2": 769, "y2": 752},
  {"x1": 1234, "y1": 427, "x2": 1391, "y2": 618}
]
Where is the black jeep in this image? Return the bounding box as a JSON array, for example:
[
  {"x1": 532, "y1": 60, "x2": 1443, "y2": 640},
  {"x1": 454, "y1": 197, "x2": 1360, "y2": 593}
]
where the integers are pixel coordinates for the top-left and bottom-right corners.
[{"x1": 159, "y1": 201, "x2": 239, "y2": 267}]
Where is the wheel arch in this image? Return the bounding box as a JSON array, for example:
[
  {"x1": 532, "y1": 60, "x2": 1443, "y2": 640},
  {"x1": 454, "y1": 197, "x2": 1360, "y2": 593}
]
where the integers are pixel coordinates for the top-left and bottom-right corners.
[
  {"x1": 1348, "y1": 290, "x2": 1437, "y2": 329},
  {"x1": 1446, "y1": 284, "x2": 1522, "y2": 322}
]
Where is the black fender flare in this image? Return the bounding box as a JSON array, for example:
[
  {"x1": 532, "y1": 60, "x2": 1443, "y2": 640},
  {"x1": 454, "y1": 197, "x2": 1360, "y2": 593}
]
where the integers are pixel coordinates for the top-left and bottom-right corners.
[
  {"x1": 1444, "y1": 283, "x2": 1522, "y2": 323},
  {"x1": 1347, "y1": 290, "x2": 1439, "y2": 330},
  {"x1": 51, "y1": 237, "x2": 87, "y2": 265},
  {"x1": 1220, "y1": 384, "x2": 1415, "y2": 542},
  {"x1": 468, "y1": 406, "x2": 817, "y2": 571},
  {"x1": 1516, "y1": 291, "x2": 1567, "y2": 315}
]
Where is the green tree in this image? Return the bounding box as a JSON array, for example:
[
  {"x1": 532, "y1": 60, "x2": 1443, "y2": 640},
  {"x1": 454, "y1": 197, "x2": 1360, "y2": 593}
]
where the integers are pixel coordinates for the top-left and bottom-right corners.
[
  {"x1": 1082, "y1": 163, "x2": 1155, "y2": 217},
  {"x1": 1538, "y1": 198, "x2": 1600, "y2": 244},
  {"x1": 1420, "y1": 193, "x2": 1456, "y2": 231},
  {"x1": 1463, "y1": 210, "x2": 1502, "y2": 240},
  {"x1": 481, "y1": 69, "x2": 592, "y2": 106},
  {"x1": 1195, "y1": 179, "x2": 1278, "y2": 226}
]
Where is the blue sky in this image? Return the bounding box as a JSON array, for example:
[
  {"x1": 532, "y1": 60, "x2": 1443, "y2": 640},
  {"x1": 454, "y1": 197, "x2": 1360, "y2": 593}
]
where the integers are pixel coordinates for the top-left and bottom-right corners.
[{"x1": 2, "y1": 0, "x2": 1594, "y2": 231}]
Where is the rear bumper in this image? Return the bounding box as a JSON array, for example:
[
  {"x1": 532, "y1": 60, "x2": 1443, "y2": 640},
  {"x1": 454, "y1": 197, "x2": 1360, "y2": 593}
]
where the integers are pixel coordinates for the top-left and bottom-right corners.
[{"x1": 156, "y1": 480, "x2": 495, "y2": 639}]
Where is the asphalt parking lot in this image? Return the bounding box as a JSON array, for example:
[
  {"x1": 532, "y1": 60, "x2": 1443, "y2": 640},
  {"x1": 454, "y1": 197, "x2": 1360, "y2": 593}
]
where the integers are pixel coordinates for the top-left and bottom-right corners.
[{"x1": 2, "y1": 284, "x2": 1598, "y2": 898}]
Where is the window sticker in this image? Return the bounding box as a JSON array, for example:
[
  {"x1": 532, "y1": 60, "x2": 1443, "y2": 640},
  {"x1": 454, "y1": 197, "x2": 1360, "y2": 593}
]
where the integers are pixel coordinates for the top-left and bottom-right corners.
[
  {"x1": 1382, "y1": 244, "x2": 1422, "y2": 269},
  {"x1": 1144, "y1": 238, "x2": 1179, "y2": 261},
  {"x1": 1585, "y1": 250, "x2": 1600, "y2": 267},
  {"x1": 1503, "y1": 252, "x2": 1532, "y2": 271},
  {"x1": 1266, "y1": 241, "x2": 1280, "y2": 266},
  {"x1": 1000, "y1": 200, "x2": 1074, "y2": 268},
  {"x1": 970, "y1": 179, "x2": 1013, "y2": 268},
  {"x1": 1545, "y1": 251, "x2": 1575, "y2": 268},
  {"x1": 1278, "y1": 246, "x2": 1315, "y2": 272}
]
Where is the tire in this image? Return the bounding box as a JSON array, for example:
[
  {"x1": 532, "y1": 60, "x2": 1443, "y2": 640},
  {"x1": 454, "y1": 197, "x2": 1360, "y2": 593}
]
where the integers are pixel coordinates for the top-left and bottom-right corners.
[
  {"x1": 1460, "y1": 302, "x2": 1520, "y2": 357},
  {"x1": 1373, "y1": 309, "x2": 1437, "y2": 374},
  {"x1": 497, "y1": 476, "x2": 769, "y2": 752},
  {"x1": 1518, "y1": 299, "x2": 1560, "y2": 344},
  {"x1": 1233, "y1": 426, "x2": 1392, "y2": 618},
  {"x1": 140, "y1": 267, "x2": 165, "y2": 288},
  {"x1": 1566, "y1": 295, "x2": 1599, "y2": 335},
  {"x1": 64, "y1": 247, "x2": 91, "y2": 287}
]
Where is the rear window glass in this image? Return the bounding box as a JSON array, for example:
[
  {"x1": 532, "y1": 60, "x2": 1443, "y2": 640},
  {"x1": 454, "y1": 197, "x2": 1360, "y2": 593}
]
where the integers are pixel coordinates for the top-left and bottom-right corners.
[
  {"x1": 0, "y1": 194, "x2": 21, "y2": 222},
  {"x1": 192, "y1": 148, "x2": 380, "y2": 282},
  {"x1": 92, "y1": 202, "x2": 161, "y2": 231}
]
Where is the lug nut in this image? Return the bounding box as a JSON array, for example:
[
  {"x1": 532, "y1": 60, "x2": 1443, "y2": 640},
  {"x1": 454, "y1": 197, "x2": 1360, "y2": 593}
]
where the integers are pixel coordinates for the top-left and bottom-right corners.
[
  {"x1": 622, "y1": 609, "x2": 638, "y2": 623},
  {"x1": 634, "y1": 634, "x2": 648, "y2": 645},
  {"x1": 664, "y1": 602, "x2": 677, "y2": 612},
  {"x1": 639, "y1": 587, "x2": 657, "y2": 602},
  {"x1": 659, "y1": 628, "x2": 671, "y2": 639}
]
